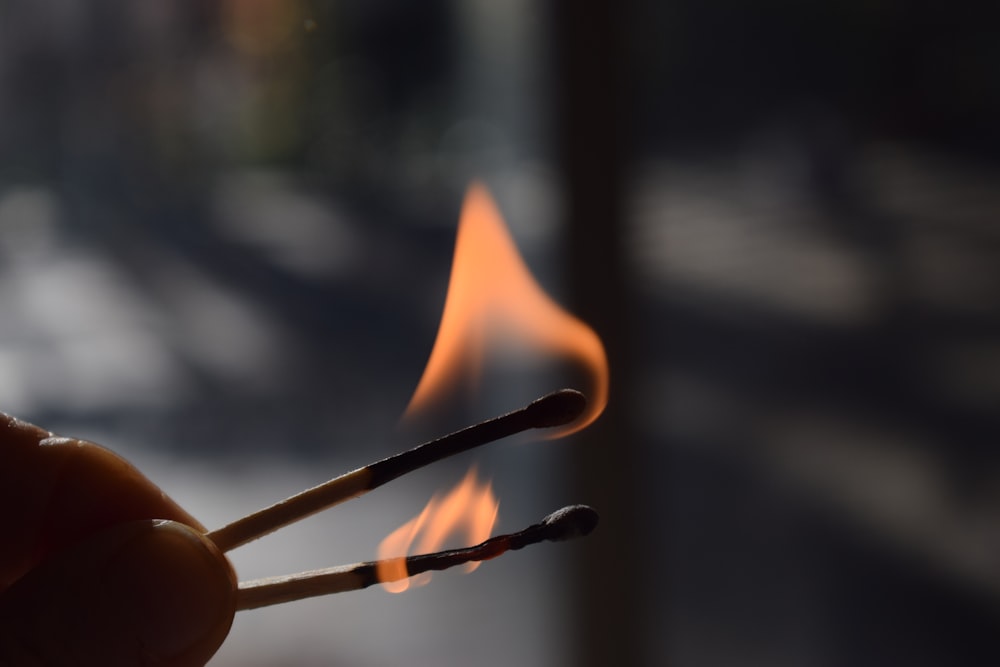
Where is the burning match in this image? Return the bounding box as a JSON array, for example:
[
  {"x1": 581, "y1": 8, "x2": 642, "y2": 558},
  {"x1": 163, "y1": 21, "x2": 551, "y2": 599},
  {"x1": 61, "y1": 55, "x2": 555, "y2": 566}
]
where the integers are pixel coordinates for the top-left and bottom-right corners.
[
  {"x1": 207, "y1": 389, "x2": 587, "y2": 552},
  {"x1": 209, "y1": 182, "x2": 608, "y2": 619},
  {"x1": 0, "y1": 181, "x2": 608, "y2": 666},
  {"x1": 235, "y1": 505, "x2": 599, "y2": 610}
]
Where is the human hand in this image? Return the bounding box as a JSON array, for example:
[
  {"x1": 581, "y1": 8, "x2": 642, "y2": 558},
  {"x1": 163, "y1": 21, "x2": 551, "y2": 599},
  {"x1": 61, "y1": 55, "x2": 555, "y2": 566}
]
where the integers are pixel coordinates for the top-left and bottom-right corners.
[{"x1": 0, "y1": 413, "x2": 236, "y2": 666}]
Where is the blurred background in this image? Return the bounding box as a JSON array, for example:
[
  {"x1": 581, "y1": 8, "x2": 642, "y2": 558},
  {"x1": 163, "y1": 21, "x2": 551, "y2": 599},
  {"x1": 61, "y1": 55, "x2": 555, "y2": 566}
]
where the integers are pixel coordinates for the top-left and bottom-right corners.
[{"x1": 2, "y1": 1, "x2": 999, "y2": 665}]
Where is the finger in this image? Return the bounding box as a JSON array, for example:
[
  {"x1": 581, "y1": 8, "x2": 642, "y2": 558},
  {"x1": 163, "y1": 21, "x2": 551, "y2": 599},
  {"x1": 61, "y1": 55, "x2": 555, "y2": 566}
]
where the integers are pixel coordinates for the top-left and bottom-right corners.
[
  {"x1": 0, "y1": 520, "x2": 237, "y2": 667},
  {"x1": 1, "y1": 412, "x2": 202, "y2": 590}
]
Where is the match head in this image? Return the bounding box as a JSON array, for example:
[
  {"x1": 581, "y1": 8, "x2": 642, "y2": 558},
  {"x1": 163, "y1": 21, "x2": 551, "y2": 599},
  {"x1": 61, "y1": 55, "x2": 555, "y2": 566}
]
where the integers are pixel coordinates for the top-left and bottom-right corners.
[
  {"x1": 523, "y1": 389, "x2": 588, "y2": 429},
  {"x1": 541, "y1": 505, "x2": 599, "y2": 541}
]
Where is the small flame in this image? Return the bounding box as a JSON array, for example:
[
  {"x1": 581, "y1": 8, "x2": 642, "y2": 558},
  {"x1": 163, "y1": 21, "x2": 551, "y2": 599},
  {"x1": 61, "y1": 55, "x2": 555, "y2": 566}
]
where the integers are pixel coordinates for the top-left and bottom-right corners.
[
  {"x1": 405, "y1": 181, "x2": 608, "y2": 436},
  {"x1": 376, "y1": 467, "x2": 498, "y2": 592}
]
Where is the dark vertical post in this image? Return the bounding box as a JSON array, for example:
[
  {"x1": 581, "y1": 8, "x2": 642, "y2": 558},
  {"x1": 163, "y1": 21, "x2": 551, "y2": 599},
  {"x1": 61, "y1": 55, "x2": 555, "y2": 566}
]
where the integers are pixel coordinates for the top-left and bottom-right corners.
[{"x1": 550, "y1": 1, "x2": 646, "y2": 665}]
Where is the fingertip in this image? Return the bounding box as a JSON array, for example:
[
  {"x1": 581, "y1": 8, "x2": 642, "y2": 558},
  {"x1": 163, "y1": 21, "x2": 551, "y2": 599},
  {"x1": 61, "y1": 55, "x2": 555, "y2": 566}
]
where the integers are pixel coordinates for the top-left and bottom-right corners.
[
  {"x1": 0, "y1": 520, "x2": 237, "y2": 667},
  {"x1": 104, "y1": 521, "x2": 237, "y2": 666}
]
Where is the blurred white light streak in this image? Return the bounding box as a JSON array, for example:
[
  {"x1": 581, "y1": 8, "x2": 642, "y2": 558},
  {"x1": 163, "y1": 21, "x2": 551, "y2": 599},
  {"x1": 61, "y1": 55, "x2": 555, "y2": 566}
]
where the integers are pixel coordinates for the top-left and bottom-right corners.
[
  {"x1": 631, "y1": 163, "x2": 880, "y2": 325},
  {"x1": 213, "y1": 171, "x2": 361, "y2": 279}
]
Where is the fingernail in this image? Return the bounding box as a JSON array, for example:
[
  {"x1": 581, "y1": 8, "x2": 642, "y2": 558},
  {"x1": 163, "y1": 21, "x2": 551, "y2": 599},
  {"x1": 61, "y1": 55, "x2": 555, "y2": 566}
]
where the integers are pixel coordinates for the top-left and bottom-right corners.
[{"x1": 103, "y1": 520, "x2": 236, "y2": 661}]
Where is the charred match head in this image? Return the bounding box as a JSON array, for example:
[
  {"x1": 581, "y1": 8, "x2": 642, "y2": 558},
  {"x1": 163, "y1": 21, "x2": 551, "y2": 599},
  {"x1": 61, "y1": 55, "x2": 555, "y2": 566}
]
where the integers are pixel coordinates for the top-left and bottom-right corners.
[
  {"x1": 539, "y1": 504, "x2": 599, "y2": 541},
  {"x1": 523, "y1": 389, "x2": 587, "y2": 429}
]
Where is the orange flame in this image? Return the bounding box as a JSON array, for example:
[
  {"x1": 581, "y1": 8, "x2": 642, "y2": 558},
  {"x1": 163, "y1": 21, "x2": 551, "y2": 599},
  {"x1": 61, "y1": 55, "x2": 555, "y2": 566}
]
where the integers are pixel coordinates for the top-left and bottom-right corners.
[
  {"x1": 376, "y1": 467, "x2": 498, "y2": 592},
  {"x1": 404, "y1": 181, "x2": 608, "y2": 437},
  {"x1": 376, "y1": 182, "x2": 607, "y2": 591}
]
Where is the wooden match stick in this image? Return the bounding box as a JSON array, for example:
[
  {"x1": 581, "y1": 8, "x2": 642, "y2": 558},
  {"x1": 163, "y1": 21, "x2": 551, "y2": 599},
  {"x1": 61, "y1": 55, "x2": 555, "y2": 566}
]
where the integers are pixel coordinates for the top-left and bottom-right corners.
[
  {"x1": 207, "y1": 389, "x2": 587, "y2": 552},
  {"x1": 235, "y1": 504, "x2": 599, "y2": 610}
]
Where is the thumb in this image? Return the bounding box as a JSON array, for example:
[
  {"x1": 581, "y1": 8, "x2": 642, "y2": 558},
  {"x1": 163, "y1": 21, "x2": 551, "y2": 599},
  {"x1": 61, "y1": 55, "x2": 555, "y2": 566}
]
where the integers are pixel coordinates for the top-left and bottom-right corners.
[{"x1": 0, "y1": 520, "x2": 237, "y2": 667}]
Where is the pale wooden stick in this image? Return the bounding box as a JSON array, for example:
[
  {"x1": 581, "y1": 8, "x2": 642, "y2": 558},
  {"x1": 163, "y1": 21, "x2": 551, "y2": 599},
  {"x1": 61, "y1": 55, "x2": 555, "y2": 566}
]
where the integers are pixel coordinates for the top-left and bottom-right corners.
[
  {"x1": 236, "y1": 505, "x2": 598, "y2": 610},
  {"x1": 207, "y1": 390, "x2": 587, "y2": 553}
]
